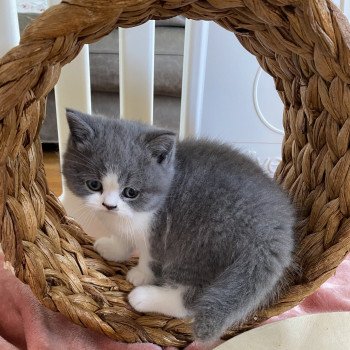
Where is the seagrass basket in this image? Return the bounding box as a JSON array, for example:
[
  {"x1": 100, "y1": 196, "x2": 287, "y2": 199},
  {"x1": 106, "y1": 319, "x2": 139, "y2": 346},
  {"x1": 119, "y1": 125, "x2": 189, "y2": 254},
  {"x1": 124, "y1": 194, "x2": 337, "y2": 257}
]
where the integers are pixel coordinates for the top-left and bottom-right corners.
[{"x1": 1, "y1": 0, "x2": 350, "y2": 346}]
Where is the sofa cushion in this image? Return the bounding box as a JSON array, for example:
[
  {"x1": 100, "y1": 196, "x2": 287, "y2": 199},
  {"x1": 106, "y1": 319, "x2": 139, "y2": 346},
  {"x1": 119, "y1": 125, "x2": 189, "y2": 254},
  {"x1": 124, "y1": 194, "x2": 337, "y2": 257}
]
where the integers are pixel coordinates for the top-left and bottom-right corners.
[
  {"x1": 18, "y1": 13, "x2": 184, "y2": 96},
  {"x1": 90, "y1": 27, "x2": 184, "y2": 96}
]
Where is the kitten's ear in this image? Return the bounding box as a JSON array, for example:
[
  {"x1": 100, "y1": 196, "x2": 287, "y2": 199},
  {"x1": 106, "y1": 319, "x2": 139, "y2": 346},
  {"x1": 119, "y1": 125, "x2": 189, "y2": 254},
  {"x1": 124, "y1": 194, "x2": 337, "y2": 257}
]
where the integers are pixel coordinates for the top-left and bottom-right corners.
[
  {"x1": 144, "y1": 130, "x2": 176, "y2": 164},
  {"x1": 66, "y1": 109, "x2": 95, "y2": 149}
]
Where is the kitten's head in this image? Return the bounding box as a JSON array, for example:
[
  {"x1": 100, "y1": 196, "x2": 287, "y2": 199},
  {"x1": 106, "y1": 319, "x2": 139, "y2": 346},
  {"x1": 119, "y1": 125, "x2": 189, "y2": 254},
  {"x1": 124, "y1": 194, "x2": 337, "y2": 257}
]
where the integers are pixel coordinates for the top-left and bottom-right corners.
[{"x1": 62, "y1": 109, "x2": 176, "y2": 218}]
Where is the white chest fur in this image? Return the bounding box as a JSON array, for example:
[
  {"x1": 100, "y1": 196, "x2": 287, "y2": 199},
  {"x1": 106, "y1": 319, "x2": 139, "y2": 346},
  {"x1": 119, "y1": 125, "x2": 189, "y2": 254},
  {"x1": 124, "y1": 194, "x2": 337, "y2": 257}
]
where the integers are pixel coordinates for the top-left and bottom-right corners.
[
  {"x1": 112, "y1": 210, "x2": 154, "y2": 242},
  {"x1": 93, "y1": 210, "x2": 155, "y2": 273},
  {"x1": 99, "y1": 208, "x2": 154, "y2": 257},
  {"x1": 63, "y1": 189, "x2": 155, "y2": 284}
]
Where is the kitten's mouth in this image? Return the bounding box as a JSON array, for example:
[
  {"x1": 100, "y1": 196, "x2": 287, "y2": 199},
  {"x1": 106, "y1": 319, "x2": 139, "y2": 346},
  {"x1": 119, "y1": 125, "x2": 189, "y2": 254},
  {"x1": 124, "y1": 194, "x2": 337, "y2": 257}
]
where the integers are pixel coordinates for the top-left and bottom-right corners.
[
  {"x1": 102, "y1": 209, "x2": 128, "y2": 218},
  {"x1": 97, "y1": 207, "x2": 131, "y2": 219},
  {"x1": 103, "y1": 209, "x2": 118, "y2": 214}
]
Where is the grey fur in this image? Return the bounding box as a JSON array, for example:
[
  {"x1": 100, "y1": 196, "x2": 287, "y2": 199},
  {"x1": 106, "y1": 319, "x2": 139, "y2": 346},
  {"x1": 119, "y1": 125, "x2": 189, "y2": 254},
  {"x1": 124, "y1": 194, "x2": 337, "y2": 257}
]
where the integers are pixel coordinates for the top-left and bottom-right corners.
[{"x1": 63, "y1": 110, "x2": 295, "y2": 341}]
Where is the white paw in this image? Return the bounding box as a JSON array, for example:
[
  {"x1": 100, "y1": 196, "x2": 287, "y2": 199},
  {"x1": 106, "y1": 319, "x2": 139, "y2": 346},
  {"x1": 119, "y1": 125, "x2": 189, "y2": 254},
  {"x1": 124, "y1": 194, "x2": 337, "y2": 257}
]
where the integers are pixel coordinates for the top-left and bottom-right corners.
[
  {"x1": 128, "y1": 286, "x2": 155, "y2": 313},
  {"x1": 126, "y1": 265, "x2": 154, "y2": 286},
  {"x1": 94, "y1": 236, "x2": 132, "y2": 262},
  {"x1": 128, "y1": 285, "x2": 190, "y2": 318}
]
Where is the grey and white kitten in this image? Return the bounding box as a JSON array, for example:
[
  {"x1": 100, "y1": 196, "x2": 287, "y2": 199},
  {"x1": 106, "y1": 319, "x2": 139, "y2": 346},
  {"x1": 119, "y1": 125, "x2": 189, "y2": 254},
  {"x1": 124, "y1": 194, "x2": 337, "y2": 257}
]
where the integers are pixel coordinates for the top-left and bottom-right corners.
[{"x1": 62, "y1": 109, "x2": 295, "y2": 342}]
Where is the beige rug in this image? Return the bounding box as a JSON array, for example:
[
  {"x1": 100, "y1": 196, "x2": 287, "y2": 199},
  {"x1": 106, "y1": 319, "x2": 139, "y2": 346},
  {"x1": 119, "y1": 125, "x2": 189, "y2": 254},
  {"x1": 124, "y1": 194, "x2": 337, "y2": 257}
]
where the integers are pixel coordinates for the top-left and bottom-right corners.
[{"x1": 216, "y1": 312, "x2": 350, "y2": 350}]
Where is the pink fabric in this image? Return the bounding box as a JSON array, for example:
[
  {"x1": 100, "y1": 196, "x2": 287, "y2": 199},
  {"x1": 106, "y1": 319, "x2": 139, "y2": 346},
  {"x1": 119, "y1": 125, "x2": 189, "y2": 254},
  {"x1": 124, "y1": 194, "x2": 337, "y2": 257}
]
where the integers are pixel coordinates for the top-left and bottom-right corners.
[
  {"x1": 0, "y1": 256, "x2": 161, "y2": 350},
  {"x1": 267, "y1": 254, "x2": 350, "y2": 323},
  {"x1": 0, "y1": 254, "x2": 349, "y2": 350}
]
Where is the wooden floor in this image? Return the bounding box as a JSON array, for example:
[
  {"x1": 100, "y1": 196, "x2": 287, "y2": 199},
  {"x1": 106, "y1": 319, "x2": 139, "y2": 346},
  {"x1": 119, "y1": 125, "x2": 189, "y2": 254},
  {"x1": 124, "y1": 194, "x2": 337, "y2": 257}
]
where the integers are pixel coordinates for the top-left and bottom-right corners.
[{"x1": 43, "y1": 151, "x2": 62, "y2": 196}]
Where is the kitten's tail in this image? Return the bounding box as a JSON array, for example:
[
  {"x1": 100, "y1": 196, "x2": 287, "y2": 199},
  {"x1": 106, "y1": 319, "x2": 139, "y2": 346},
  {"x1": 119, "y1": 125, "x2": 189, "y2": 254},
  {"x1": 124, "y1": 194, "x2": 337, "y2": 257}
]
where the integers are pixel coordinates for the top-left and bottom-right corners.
[{"x1": 192, "y1": 246, "x2": 292, "y2": 342}]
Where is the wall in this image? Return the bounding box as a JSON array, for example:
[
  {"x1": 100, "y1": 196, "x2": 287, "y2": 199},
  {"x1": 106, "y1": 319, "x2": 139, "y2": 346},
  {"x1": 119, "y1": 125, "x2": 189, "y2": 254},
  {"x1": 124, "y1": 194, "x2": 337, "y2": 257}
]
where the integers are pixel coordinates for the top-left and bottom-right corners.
[{"x1": 199, "y1": 0, "x2": 347, "y2": 175}]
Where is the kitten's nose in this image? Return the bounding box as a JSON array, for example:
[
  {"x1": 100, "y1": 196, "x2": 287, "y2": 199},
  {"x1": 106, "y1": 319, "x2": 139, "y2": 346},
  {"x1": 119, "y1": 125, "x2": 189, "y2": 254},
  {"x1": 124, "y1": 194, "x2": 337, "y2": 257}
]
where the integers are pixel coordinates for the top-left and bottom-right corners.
[{"x1": 102, "y1": 202, "x2": 117, "y2": 210}]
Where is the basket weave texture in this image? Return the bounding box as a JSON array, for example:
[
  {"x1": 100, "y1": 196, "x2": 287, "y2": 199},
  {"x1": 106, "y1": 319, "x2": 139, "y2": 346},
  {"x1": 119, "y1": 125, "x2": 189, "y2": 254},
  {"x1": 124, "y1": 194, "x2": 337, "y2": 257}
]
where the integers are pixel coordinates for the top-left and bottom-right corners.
[{"x1": 1, "y1": 0, "x2": 350, "y2": 346}]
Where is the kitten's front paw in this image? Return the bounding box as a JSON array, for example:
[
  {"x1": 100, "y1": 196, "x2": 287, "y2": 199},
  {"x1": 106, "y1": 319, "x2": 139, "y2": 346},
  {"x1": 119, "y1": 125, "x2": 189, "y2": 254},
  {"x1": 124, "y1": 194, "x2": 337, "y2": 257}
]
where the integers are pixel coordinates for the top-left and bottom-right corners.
[
  {"x1": 127, "y1": 266, "x2": 154, "y2": 286},
  {"x1": 94, "y1": 236, "x2": 132, "y2": 262},
  {"x1": 128, "y1": 286, "x2": 154, "y2": 313}
]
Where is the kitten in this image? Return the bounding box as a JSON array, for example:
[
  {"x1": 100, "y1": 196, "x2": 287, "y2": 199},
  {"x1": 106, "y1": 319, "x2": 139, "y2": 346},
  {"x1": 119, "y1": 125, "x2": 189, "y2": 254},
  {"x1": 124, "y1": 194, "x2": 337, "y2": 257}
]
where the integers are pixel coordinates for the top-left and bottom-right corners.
[{"x1": 62, "y1": 109, "x2": 295, "y2": 342}]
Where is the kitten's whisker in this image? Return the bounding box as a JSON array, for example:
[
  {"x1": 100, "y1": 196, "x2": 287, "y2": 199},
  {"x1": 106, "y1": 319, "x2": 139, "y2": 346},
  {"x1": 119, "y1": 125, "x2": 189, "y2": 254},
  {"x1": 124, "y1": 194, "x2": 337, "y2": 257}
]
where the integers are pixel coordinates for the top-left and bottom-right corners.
[
  {"x1": 72, "y1": 209, "x2": 94, "y2": 230},
  {"x1": 125, "y1": 217, "x2": 137, "y2": 248},
  {"x1": 124, "y1": 216, "x2": 148, "y2": 252},
  {"x1": 70, "y1": 150, "x2": 100, "y2": 167},
  {"x1": 69, "y1": 204, "x2": 100, "y2": 233},
  {"x1": 63, "y1": 159, "x2": 95, "y2": 168},
  {"x1": 64, "y1": 156, "x2": 98, "y2": 171},
  {"x1": 130, "y1": 222, "x2": 137, "y2": 248},
  {"x1": 65, "y1": 154, "x2": 100, "y2": 168}
]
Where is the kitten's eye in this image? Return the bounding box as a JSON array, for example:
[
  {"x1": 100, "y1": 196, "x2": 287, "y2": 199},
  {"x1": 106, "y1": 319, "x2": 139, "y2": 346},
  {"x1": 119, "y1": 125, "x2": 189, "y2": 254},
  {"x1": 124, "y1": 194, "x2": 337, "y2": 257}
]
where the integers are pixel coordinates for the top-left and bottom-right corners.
[
  {"x1": 122, "y1": 187, "x2": 139, "y2": 199},
  {"x1": 86, "y1": 180, "x2": 102, "y2": 192}
]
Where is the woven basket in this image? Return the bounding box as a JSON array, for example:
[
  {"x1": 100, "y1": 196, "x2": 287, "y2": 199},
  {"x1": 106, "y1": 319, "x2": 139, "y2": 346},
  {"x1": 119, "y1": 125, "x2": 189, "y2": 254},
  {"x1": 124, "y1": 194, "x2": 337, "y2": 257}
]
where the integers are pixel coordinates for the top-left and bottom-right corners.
[{"x1": 1, "y1": 0, "x2": 350, "y2": 346}]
